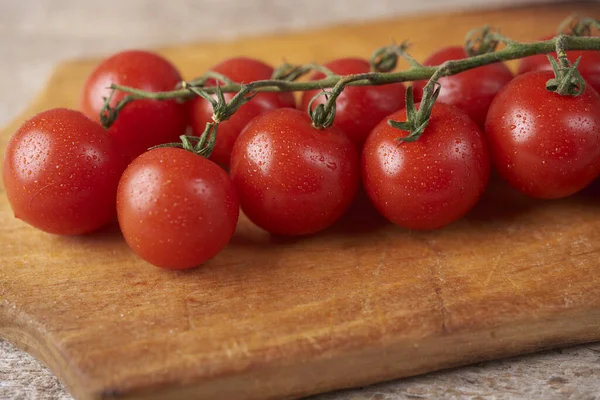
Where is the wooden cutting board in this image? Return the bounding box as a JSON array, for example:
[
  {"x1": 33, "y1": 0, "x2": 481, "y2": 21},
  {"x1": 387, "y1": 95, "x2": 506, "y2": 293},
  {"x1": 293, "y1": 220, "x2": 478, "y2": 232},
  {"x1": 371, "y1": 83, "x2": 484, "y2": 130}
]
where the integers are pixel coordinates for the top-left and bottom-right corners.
[{"x1": 2, "y1": 3, "x2": 600, "y2": 400}]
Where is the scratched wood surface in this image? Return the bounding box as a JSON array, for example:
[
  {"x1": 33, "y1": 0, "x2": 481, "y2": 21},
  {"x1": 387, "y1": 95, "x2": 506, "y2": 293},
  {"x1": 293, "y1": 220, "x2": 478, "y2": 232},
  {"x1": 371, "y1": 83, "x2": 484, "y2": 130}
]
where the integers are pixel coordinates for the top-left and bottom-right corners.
[{"x1": 2, "y1": 3, "x2": 600, "y2": 400}]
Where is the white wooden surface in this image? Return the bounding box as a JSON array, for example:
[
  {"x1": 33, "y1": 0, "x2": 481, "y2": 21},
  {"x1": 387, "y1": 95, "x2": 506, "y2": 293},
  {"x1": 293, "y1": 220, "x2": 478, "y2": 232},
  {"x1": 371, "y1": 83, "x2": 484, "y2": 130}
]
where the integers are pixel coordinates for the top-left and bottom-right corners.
[{"x1": 2, "y1": 0, "x2": 599, "y2": 399}]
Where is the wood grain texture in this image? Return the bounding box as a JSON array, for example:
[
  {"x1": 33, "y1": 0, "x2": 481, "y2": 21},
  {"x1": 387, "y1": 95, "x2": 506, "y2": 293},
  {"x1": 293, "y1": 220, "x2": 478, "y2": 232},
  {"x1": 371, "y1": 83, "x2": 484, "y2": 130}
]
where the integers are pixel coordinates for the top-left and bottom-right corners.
[{"x1": 2, "y1": 3, "x2": 600, "y2": 400}]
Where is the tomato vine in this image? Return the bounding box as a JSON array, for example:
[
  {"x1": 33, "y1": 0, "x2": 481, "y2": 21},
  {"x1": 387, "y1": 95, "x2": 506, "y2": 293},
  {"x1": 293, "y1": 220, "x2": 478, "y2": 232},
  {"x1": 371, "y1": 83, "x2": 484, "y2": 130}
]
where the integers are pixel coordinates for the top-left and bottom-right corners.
[{"x1": 94, "y1": 16, "x2": 600, "y2": 158}]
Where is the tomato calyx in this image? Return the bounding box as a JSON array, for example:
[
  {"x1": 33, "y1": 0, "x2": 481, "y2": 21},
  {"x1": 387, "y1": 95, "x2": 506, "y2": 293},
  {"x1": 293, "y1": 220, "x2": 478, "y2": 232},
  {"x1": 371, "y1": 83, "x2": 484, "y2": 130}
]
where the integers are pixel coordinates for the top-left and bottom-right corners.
[
  {"x1": 277, "y1": 62, "x2": 341, "y2": 129},
  {"x1": 465, "y1": 26, "x2": 504, "y2": 57},
  {"x1": 188, "y1": 82, "x2": 257, "y2": 124},
  {"x1": 307, "y1": 45, "x2": 417, "y2": 131},
  {"x1": 99, "y1": 89, "x2": 127, "y2": 129},
  {"x1": 370, "y1": 41, "x2": 420, "y2": 72},
  {"x1": 370, "y1": 45, "x2": 399, "y2": 73},
  {"x1": 558, "y1": 15, "x2": 600, "y2": 37},
  {"x1": 308, "y1": 89, "x2": 337, "y2": 129},
  {"x1": 373, "y1": 41, "x2": 422, "y2": 72},
  {"x1": 545, "y1": 35, "x2": 587, "y2": 96},
  {"x1": 152, "y1": 86, "x2": 229, "y2": 158},
  {"x1": 545, "y1": 56, "x2": 586, "y2": 96},
  {"x1": 388, "y1": 81, "x2": 441, "y2": 143},
  {"x1": 272, "y1": 62, "x2": 335, "y2": 81},
  {"x1": 186, "y1": 70, "x2": 235, "y2": 87},
  {"x1": 152, "y1": 125, "x2": 218, "y2": 158}
]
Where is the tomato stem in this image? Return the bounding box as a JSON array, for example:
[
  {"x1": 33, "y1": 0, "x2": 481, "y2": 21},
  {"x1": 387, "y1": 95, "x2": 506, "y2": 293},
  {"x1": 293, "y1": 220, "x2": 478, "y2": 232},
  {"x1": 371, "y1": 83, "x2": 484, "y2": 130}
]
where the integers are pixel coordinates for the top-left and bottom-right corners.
[
  {"x1": 106, "y1": 36, "x2": 600, "y2": 102},
  {"x1": 101, "y1": 28, "x2": 600, "y2": 139}
]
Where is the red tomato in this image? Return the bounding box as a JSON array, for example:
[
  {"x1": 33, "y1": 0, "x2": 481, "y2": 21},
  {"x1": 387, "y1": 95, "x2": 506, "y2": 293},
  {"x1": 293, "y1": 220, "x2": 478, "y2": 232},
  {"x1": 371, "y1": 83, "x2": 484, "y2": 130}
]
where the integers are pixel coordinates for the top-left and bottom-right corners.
[
  {"x1": 362, "y1": 103, "x2": 490, "y2": 230},
  {"x1": 412, "y1": 46, "x2": 513, "y2": 128},
  {"x1": 190, "y1": 57, "x2": 296, "y2": 168},
  {"x1": 3, "y1": 108, "x2": 127, "y2": 235},
  {"x1": 80, "y1": 50, "x2": 188, "y2": 161},
  {"x1": 117, "y1": 147, "x2": 239, "y2": 269},
  {"x1": 485, "y1": 71, "x2": 600, "y2": 199},
  {"x1": 230, "y1": 108, "x2": 360, "y2": 235},
  {"x1": 300, "y1": 57, "x2": 406, "y2": 149},
  {"x1": 517, "y1": 36, "x2": 600, "y2": 94}
]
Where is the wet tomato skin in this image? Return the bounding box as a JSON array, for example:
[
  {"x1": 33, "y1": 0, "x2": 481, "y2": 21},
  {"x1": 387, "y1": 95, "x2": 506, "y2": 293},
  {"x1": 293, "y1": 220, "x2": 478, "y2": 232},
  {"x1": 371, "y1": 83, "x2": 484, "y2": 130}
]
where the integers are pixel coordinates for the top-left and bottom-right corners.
[
  {"x1": 229, "y1": 108, "x2": 360, "y2": 236},
  {"x1": 362, "y1": 103, "x2": 490, "y2": 230},
  {"x1": 190, "y1": 57, "x2": 296, "y2": 168},
  {"x1": 485, "y1": 71, "x2": 600, "y2": 199},
  {"x1": 412, "y1": 46, "x2": 513, "y2": 128},
  {"x1": 300, "y1": 57, "x2": 406, "y2": 149},
  {"x1": 80, "y1": 50, "x2": 188, "y2": 161},
  {"x1": 117, "y1": 147, "x2": 239, "y2": 270},
  {"x1": 3, "y1": 108, "x2": 128, "y2": 235}
]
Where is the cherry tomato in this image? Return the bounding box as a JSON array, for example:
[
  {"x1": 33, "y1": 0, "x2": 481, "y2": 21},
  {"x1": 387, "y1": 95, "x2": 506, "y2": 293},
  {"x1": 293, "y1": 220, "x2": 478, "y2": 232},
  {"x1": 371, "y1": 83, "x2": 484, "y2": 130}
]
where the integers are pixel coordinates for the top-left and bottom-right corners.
[
  {"x1": 190, "y1": 57, "x2": 296, "y2": 168},
  {"x1": 3, "y1": 108, "x2": 127, "y2": 235},
  {"x1": 80, "y1": 50, "x2": 188, "y2": 161},
  {"x1": 412, "y1": 46, "x2": 513, "y2": 128},
  {"x1": 230, "y1": 108, "x2": 360, "y2": 235},
  {"x1": 117, "y1": 147, "x2": 239, "y2": 269},
  {"x1": 517, "y1": 36, "x2": 600, "y2": 94},
  {"x1": 300, "y1": 57, "x2": 406, "y2": 149},
  {"x1": 362, "y1": 103, "x2": 490, "y2": 230},
  {"x1": 485, "y1": 71, "x2": 600, "y2": 199}
]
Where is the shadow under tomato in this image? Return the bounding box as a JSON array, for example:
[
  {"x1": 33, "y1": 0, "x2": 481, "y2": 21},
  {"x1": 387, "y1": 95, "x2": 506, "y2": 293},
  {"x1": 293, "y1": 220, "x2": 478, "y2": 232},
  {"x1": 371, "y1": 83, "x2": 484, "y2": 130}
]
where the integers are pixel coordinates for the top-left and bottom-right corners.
[
  {"x1": 266, "y1": 188, "x2": 391, "y2": 245},
  {"x1": 465, "y1": 180, "x2": 540, "y2": 223},
  {"x1": 580, "y1": 177, "x2": 600, "y2": 198},
  {"x1": 53, "y1": 219, "x2": 125, "y2": 246},
  {"x1": 466, "y1": 176, "x2": 600, "y2": 228},
  {"x1": 327, "y1": 188, "x2": 390, "y2": 234}
]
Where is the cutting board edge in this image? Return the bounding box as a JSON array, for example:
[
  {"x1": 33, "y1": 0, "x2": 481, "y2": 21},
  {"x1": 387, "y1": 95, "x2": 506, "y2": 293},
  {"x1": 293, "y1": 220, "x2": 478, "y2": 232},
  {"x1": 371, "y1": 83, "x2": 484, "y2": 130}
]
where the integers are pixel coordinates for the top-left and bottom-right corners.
[
  {"x1": 2, "y1": 300, "x2": 598, "y2": 400},
  {"x1": 103, "y1": 304, "x2": 600, "y2": 400},
  {"x1": 0, "y1": 304, "x2": 99, "y2": 400}
]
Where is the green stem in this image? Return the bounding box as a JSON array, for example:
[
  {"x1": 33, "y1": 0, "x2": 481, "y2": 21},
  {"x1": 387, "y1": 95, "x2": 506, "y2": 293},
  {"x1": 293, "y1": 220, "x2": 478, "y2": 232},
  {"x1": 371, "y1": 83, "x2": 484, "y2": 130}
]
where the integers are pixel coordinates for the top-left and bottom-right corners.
[
  {"x1": 111, "y1": 36, "x2": 600, "y2": 100},
  {"x1": 101, "y1": 34, "x2": 600, "y2": 130}
]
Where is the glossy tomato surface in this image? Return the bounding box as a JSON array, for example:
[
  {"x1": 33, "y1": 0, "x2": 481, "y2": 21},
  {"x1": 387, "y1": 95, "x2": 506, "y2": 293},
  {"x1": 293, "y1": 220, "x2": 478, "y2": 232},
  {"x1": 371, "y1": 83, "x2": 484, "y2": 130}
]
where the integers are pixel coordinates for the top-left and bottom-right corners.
[
  {"x1": 300, "y1": 57, "x2": 406, "y2": 149},
  {"x1": 412, "y1": 46, "x2": 513, "y2": 128},
  {"x1": 517, "y1": 36, "x2": 600, "y2": 94},
  {"x1": 485, "y1": 71, "x2": 600, "y2": 199},
  {"x1": 117, "y1": 147, "x2": 239, "y2": 269},
  {"x1": 230, "y1": 108, "x2": 360, "y2": 235},
  {"x1": 362, "y1": 103, "x2": 490, "y2": 230},
  {"x1": 80, "y1": 50, "x2": 188, "y2": 161},
  {"x1": 3, "y1": 108, "x2": 127, "y2": 235},
  {"x1": 190, "y1": 57, "x2": 296, "y2": 168}
]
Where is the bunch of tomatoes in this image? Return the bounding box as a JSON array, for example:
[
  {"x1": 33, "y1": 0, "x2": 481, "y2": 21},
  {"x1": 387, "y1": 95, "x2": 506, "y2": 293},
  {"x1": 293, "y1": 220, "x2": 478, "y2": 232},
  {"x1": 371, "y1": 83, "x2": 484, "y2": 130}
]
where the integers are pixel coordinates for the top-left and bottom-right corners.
[{"x1": 3, "y1": 34, "x2": 600, "y2": 270}]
